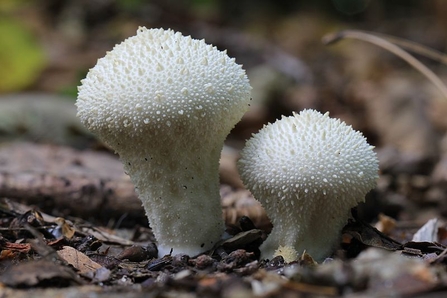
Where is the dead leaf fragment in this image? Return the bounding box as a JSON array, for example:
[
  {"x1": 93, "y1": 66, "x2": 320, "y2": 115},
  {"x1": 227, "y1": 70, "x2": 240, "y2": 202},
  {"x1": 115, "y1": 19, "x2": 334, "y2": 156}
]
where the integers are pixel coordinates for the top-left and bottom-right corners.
[
  {"x1": 53, "y1": 217, "x2": 75, "y2": 239},
  {"x1": 57, "y1": 246, "x2": 102, "y2": 275},
  {"x1": 116, "y1": 244, "x2": 157, "y2": 262},
  {"x1": 0, "y1": 237, "x2": 31, "y2": 254},
  {"x1": 412, "y1": 218, "x2": 439, "y2": 242},
  {"x1": 374, "y1": 213, "x2": 396, "y2": 235},
  {"x1": 343, "y1": 218, "x2": 403, "y2": 252}
]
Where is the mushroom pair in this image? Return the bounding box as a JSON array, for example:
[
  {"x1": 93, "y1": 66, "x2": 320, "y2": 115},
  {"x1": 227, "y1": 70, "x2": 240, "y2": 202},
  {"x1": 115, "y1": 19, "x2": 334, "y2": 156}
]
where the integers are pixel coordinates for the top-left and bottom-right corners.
[{"x1": 77, "y1": 27, "x2": 379, "y2": 260}]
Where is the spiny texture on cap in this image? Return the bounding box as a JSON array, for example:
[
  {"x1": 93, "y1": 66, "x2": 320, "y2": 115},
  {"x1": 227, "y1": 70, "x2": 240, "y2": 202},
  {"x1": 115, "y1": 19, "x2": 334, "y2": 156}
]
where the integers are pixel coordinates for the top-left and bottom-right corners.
[
  {"x1": 238, "y1": 109, "x2": 378, "y2": 261},
  {"x1": 76, "y1": 27, "x2": 251, "y2": 257},
  {"x1": 77, "y1": 27, "x2": 250, "y2": 141}
]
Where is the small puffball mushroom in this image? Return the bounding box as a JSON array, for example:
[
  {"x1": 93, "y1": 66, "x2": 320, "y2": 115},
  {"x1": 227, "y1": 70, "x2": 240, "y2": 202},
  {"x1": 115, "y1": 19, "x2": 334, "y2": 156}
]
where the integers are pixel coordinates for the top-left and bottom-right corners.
[
  {"x1": 76, "y1": 27, "x2": 251, "y2": 257},
  {"x1": 238, "y1": 109, "x2": 378, "y2": 261}
]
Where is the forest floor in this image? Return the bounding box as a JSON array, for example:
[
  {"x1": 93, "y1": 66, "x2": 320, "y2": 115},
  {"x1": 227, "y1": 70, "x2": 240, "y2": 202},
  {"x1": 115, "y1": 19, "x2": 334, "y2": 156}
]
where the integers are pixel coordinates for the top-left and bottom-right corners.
[{"x1": 3, "y1": 1, "x2": 447, "y2": 297}]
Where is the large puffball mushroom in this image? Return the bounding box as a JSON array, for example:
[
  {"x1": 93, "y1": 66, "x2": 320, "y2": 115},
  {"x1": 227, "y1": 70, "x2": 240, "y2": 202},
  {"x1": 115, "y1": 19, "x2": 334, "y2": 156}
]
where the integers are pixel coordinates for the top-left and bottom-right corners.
[
  {"x1": 76, "y1": 27, "x2": 251, "y2": 257},
  {"x1": 238, "y1": 109, "x2": 378, "y2": 261}
]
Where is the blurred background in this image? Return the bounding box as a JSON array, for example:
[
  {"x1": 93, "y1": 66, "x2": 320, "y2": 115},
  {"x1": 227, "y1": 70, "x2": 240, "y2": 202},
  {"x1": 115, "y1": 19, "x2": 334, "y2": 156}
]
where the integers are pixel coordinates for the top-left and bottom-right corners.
[{"x1": 2, "y1": 0, "x2": 447, "y2": 228}]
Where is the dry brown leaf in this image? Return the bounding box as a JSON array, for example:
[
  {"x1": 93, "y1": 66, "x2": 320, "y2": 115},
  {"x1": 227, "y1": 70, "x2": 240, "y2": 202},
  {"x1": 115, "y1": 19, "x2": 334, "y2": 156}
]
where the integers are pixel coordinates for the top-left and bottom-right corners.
[
  {"x1": 375, "y1": 213, "x2": 397, "y2": 235},
  {"x1": 53, "y1": 217, "x2": 75, "y2": 239},
  {"x1": 56, "y1": 246, "x2": 102, "y2": 275}
]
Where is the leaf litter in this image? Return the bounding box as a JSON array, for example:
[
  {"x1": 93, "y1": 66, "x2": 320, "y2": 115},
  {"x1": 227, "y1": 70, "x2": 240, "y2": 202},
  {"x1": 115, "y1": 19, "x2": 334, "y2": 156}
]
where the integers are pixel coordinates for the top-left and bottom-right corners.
[{"x1": 0, "y1": 189, "x2": 447, "y2": 297}]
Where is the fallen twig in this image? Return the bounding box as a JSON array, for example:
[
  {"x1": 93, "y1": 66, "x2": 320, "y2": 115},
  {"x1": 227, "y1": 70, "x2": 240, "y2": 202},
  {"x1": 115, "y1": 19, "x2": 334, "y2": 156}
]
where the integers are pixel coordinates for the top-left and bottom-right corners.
[{"x1": 323, "y1": 29, "x2": 447, "y2": 101}]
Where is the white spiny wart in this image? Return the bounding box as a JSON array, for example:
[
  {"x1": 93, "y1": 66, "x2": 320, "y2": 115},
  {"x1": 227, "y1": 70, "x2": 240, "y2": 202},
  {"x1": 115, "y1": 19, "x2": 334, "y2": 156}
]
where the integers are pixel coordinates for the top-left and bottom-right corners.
[
  {"x1": 238, "y1": 109, "x2": 379, "y2": 261},
  {"x1": 76, "y1": 27, "x2": 252, "y2": 257}
]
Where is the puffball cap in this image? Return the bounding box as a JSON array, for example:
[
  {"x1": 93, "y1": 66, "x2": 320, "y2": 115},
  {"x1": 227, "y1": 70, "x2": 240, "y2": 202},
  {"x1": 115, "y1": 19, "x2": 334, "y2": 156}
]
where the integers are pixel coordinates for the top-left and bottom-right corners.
[
  {"x1": 239, "y1": 109, "x2": 379, "y2": 209},
  {"x1": 76, "y1": 27, "x2": 251, "y2": 142}
]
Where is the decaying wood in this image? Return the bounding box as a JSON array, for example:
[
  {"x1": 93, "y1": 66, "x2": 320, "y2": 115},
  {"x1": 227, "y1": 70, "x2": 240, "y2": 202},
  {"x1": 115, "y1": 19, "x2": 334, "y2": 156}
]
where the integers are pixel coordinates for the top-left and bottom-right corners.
[
  {"x1": 0, "y1": 171, "x2": 143, "y2": 223},
  {"x1": 0, "y1": 142, "x2": 269, "y2": 228}
]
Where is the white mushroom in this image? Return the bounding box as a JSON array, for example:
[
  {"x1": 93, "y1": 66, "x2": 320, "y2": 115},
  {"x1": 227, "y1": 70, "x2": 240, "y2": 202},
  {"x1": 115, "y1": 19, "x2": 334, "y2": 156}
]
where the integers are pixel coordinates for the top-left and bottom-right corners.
[
  {"x1": 238, "y1": 109, "x2": 378, "y2": 261},
  {"x1": 76, "y1": 27, "x2": 251, "y2": 257}
]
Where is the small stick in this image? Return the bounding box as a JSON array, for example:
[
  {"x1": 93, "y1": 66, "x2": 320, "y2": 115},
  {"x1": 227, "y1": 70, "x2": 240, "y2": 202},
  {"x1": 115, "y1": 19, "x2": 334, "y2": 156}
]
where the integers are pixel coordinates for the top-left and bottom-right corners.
[
  {"x1": 368, "y1": 31, "x2": 447, "y2": 65},
  {"x1": 322, "y1": 30, "x2": 447, "y2": 101}
]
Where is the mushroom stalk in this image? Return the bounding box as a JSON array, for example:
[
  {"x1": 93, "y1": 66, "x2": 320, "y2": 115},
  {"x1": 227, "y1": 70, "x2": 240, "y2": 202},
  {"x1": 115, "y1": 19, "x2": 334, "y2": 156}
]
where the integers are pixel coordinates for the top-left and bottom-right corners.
[{"x1": 117, "y1": 125, "x2": 224, "y2": 257}]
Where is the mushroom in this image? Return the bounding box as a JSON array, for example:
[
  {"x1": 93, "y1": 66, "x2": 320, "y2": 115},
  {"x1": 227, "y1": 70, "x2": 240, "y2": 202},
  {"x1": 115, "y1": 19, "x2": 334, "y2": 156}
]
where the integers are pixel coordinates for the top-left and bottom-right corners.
[
  {"x1": 76, "y1": 27, "x2": 251, "y2": 257},
  {"x1": 238, "y1": 109, "x2": 378, "y2": 261}
]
